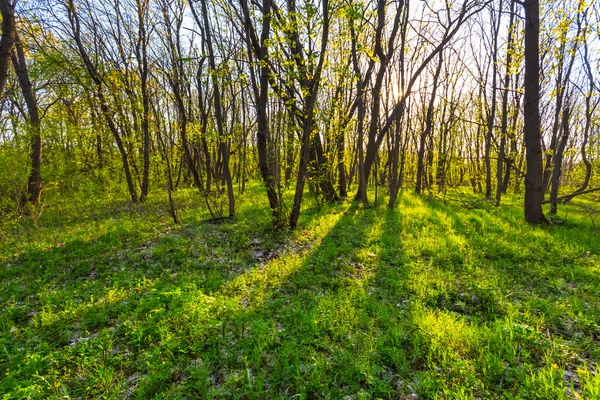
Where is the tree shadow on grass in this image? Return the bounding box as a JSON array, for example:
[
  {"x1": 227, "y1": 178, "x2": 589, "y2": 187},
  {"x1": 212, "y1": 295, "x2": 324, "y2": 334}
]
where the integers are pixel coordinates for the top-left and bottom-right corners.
[
  {"x1": 0, "y1": 193, "x2": 351, "y2": 398},
  {"x1": 6, "y1": 189, "x2": 597, "y2": 398},
  {"x1": 425, "y1": 199, "x2": 599, "y2": 300},
  {"x1": 353, "y1": 193, "x2": 600, "y2": 399},
  {"x1": 404, "y1": 196, "x2": 600, "y2": 397},
  {"x1": 164, "y1": 202, "x2": 385, "y2": 399}
]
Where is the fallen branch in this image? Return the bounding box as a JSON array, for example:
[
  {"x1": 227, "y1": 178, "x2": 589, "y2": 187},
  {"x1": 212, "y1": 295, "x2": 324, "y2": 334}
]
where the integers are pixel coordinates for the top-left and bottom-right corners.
[{"x1": 542, "y1": 187, "x2": 600, "y2": 204}]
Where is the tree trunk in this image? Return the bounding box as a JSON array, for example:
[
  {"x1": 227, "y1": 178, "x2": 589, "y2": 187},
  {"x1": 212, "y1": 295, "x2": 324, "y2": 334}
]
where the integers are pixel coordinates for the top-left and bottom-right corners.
[
  {"x1": 336, "y1": 130, "x2": 347, "y2": 198},
  {"x1": 311, "y1": 134, "x2": 339, "y2": 202},
  {"x1": 522, "y1": 0, "x2": 545, "y2": 223},
  {"x1": 290, "y1": 111, "x2": 314, "y2": 229},
  {"x1": 196, "y1": 0, "x2": 234, "y2": 217},
  {"x1": 136, "y1": 0, "x2": 150, "y2": 201},
  {"x1": 0, "y1": 0, "x2": 16, "y2": 96},
  {"x1": 549, "y1": 106, "x2": 570, "y2": 214},
  {"x1": 416, "y1": 52, "x2": 443, "y2": 194},
  {"x1": 349, "y1": 20, "x2": 368, "y2": 206},
  {"x1": 239, "y1": 0, "x2": 282, "y2": 226},
  {"x1": 497, "y1": 0, "x2": 514, "y2": 204},
  {"x1": 12, "y1": 32, "x2": 42, "y2": 205},
  {"x1": 503, "y1": 72, "x2": 521, "y2": 192}
]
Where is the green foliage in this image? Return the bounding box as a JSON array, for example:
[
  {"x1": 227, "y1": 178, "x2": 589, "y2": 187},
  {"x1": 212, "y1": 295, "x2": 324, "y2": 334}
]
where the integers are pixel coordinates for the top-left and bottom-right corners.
[
  {"x1": 0, "y1": 141, "x2": 29, "y2": 217},
  {"x1": 1, "y1": 183, "x2": 599, "y2": 398}
]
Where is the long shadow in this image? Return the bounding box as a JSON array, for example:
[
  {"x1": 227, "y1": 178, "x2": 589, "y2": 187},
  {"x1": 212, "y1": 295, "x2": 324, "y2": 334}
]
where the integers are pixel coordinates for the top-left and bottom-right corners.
[
  {"x1": 350, "y1": 193, "x2": 599, "y2": 399},
  {"x1": 367, "y1": 206, "x2": 415, "y2": 394},
  {"x1": 7, "y1": 188, "x2": 597, "y2": 398},
  {"x1": 0, "y1": 190, "x2": 349, "y2": 397},
  {"x1": 407, "y1": 196, "x2": 600, "y2": 396},
  {"x1": 366, "y1": 194, "x2": 501, "y2": 398},
  {"x1": 159, "y1": 203, "x2": 381, "y2": 399},
  {"x1": 425, "y1": 199, "x2": 599, "y2": 300}
]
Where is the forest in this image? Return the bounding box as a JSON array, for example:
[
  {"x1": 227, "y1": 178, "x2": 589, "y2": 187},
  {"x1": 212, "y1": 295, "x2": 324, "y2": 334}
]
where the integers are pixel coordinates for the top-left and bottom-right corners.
[{"x1": 0, "y1": 0, "x2": 599, "y2": 398}]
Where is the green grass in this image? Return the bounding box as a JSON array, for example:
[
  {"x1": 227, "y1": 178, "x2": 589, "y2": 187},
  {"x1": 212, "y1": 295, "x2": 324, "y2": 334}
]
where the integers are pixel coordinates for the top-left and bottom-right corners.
[{"x1": 1, "y1": 182, "x2": 599, "y2": 399}]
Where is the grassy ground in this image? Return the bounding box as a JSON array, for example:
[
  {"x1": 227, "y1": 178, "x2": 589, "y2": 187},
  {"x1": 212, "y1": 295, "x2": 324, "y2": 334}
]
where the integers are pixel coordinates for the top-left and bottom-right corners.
[{"x1": 1, "y1": 182, "x2": 599, "y2": 399}]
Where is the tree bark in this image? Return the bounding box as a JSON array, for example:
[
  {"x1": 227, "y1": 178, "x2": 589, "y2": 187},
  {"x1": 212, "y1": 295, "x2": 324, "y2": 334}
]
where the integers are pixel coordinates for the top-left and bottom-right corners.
[
  {"x1": 549, "y1": 106, "x2": 570, "y2": 214},
  {"x1": 11, "y1": 31, "x2": 42, "y2": 205},
  {"x1": 239, "y1": 0, "x2": 283, "y2": 226},
  {"x1": 349, "y1": 18, "x2": 368, "y2": 206},
  {"x1": 496, "y1": 0, "x2": 514, "y2": 204},
  {"x1": 0, "y1": 0, "x2": 16, "y2": 96},
  {"x1": 136, "y1": 0, "x2": 151, "y2": 201},
  {"x1": 416, "y1": 52, "x2": 443, "y2": 194},
  {"x1": 194, "y1": 0, "x2": 235, "y2": 217},
  {"x1": 522, "y1": 0, "x2": 545, "y2": 223},
  {"x1": 336, "y1": 130, "x2": 347, "y2": 198}
]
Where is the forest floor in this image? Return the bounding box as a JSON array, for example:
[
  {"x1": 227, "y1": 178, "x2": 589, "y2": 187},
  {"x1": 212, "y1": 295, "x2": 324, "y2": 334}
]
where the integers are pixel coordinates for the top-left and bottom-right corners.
[{"x1": 1, "y1": 182, "x2": 599, "y2": 399}]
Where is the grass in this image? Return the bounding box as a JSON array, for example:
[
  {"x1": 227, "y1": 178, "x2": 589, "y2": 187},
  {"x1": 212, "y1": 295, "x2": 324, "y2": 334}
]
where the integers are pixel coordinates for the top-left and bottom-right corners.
[{"x1": 1, "y1": 182, "x2": 599, "y2": 399}]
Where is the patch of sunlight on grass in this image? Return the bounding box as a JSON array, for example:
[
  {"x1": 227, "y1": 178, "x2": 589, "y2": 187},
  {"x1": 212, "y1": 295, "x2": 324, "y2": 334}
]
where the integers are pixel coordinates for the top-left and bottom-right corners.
[
  {"x1": 414, "y1": 307, "x2": 475, "y2": 359},
  {"x1": 3, "y1": 184, "x2": 599, "y2": 398},
  {"x1": 177, "y1": 209, "x2": 347, "y2": 338}
]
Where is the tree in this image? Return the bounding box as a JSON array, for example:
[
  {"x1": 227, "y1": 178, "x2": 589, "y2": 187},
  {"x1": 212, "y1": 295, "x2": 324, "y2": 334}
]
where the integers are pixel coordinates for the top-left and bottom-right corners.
[
  {"x1": 0, "y1": 0, "x2": 16, "y2": 96},
  {"x1": 135, "y1": 0, "x2": 151, "y2": 201},
  {"x1": 11, "y1": 29, "x2": 42, "y2": 205},
  {"x1": 66, "y1": 0, "x2": 139, "y2": 203},
  {"x1": 496, "y1": 0, "x2": 517, "y2": 204},
  {"x1": 237, "y1": 0, "x2": 284, "y2": 227},
  {"x1": 549, "y1": 104, "x2": 570, "y2": 214},
  {"x1": 522, "y1": 0, "x2": 546, "y2": 223},
  {"x1": 1, "y1": 0, "x2": 42, "y2": 205},
  {"x1": 191, "y1": 0, "x2": 235, "y2": 218}
]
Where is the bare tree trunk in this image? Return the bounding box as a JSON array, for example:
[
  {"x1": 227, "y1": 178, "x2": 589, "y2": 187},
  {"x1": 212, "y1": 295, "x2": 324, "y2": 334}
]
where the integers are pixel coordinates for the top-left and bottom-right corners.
[
  {"x1": 284, "y1": 112, "x2": 294, "y2": 188},
  {"x1": 550, "y1": 106, "x2": 570, "y2": 214},
  {"x1": 503, "y1": 72, "x2": 521, "y2": 192},
  {"x1": 11, "y1": 31, "x2": 42, "y2": 205},
  {"x1": 290, "y1": 113, "x2": 311, "y2": 229},
  {"x1": 349, "y1": 19, "x2": 368, "y2": 206},
  {"x1": 416, "y1": 52, "x2": 443, "y2": 194},
  {"x1": 136, "y1": 0, "x2": 150, "y2": 201},
  {"x1": 194, "y1": 0, "x2": 235, "y2": 217},
  {"x1": 388, "y1": 4, "x2": 409, "y2": 208},
  {"x1": 238, "y1": 0, "x2": 282, "y2": 226},
  {"x1": 336, "y1": 130, "x2": 347, "y2": 198},
  {"x1": 388, "y1": 108, "x2": 404, "y2": 208},
  {"x1": 0, "y1": 0, "x2": 15, "y2": 96},
  {"x1": 496, "y1": 0, "x2": 514, "y2": 204},
  {"x1": 154, "y1": 106, "x2": 178, "y2": 224},
  {"x1": 522, "y1": 0, "x2": 545, "y2": 223}
]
